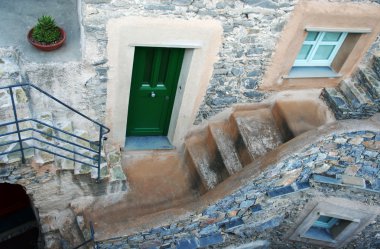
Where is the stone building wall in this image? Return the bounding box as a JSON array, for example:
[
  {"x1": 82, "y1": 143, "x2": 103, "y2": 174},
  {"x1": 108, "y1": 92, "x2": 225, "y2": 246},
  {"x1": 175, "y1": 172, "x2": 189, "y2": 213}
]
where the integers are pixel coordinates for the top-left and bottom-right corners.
[
  {"x1": 79, "y1": 0, "x2": 380, "y2": 123},
  {"x1": 0, "y1": 50, "x2": 128, "y2": 248},
  {"x1": 0, "y1": 159, "x2": 127, "y2": 248},
  {"x1": 97, "y1": 127, "x2": 380, "y2": 248},
  {"x1": 2, "y1": 0, "x2": 379, "y2": 128}
]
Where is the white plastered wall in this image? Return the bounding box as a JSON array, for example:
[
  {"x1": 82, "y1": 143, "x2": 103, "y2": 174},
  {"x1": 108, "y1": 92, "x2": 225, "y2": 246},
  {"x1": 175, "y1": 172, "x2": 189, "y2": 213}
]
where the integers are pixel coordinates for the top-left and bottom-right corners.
[{"x1": 106, "y1": 16, "x2": 222, "y2": 148}]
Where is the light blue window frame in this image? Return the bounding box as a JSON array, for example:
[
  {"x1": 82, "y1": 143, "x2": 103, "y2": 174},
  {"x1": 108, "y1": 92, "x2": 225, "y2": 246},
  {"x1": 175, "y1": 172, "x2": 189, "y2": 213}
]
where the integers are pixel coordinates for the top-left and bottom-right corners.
[
  {"x1": 313, "y1": 216, "x2": 339, "y2": 229},
  {"x1": 294, "y1": 31, "x2": 348, "y2": 67}
]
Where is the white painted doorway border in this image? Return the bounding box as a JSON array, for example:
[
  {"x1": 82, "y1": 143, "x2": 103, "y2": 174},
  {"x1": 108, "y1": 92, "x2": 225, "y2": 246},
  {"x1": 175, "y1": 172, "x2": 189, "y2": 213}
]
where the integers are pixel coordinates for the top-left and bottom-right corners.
[{"x1": 106, "y1": 16, "x2": 222, "y2": 148}]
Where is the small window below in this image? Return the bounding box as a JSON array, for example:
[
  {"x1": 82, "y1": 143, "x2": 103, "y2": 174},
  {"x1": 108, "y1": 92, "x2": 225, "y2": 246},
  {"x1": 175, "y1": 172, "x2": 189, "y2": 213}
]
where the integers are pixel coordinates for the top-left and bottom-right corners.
[
  {"x1": 301, "y1": 215, "x2": 355, "y2": 243},
  {"x1": 294, "y1": 31, "x2": 348, "y2": 67},
  {"x1": 288, "y1": 198, "x2": 379, "y2": 248}
]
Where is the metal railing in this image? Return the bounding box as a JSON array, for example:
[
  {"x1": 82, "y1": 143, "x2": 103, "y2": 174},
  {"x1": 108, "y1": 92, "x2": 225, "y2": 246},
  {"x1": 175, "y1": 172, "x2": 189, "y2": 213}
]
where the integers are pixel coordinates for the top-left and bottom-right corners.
[
  {"x1": 72, "y1": 221, "x2": 97, "y2": 249},
  {"x1": 0, "y1": 83, "x2": 110, "y2": 180}
]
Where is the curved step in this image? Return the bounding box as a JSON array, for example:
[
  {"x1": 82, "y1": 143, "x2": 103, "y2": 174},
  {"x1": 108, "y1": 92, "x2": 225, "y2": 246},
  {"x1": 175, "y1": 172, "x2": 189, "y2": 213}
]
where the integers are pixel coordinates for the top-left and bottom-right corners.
[
  {"x1": 209, "y1": 121, "x2": 243, "y2": 174},
  {"x1": 185, "y1": 128, "x2": 229, "y2": 190},
  {"x1": 231, "y1": 108, "x2": 284, "y2": 162}
]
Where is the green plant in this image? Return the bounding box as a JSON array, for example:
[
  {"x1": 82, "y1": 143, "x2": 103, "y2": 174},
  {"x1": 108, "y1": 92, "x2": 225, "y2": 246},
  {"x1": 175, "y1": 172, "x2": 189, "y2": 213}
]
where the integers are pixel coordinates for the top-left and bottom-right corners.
[{"x1": 32, "y1": 15, "x2": 61, "y2": 44}]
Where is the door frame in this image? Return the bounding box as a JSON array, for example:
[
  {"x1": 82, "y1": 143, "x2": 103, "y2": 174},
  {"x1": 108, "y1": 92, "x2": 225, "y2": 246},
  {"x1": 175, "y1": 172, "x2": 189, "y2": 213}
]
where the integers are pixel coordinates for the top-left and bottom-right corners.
[{"x1": 106, "y1": 17, "x2": 222, "y2": 148}]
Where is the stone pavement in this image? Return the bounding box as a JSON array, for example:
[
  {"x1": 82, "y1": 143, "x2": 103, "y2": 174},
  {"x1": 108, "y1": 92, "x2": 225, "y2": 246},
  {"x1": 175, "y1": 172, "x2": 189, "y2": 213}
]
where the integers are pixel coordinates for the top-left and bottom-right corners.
[{"x1": 0, "y1": 0, "x2": 81, "y2": 62}]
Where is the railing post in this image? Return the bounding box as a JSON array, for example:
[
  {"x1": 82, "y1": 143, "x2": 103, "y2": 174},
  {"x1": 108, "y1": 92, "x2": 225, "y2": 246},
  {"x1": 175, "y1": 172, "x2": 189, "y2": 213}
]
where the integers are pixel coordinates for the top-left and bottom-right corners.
[
  {"x1": 9, "y1": 87, "x2": 26, "y2": 164},
  {"x1": 97, "y1": 126, "x2": 103, "y2": 180}
]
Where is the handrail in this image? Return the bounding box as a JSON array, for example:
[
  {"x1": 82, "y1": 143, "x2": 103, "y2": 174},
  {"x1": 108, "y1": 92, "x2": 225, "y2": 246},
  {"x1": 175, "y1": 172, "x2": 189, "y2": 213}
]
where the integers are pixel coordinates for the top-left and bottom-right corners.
[
  {"x1": 0, "y1": 83, "x2": 110, "y2": 180},
  {"x1": 72, "y1": 221, "x2": 97, "y2": 249},
  {"x1": 0, "y1": 83, "x2": 110, "y2": 134},
  {"x1": 20, "y1": 118, "x2": 100, "y2": 145}
]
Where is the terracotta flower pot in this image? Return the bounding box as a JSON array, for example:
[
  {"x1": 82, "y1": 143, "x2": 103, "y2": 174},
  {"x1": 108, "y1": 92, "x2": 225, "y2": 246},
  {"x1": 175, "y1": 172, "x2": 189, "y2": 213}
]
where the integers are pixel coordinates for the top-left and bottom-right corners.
[{"x1": 27, "y1": 28, "x2": 66, "y2": 51}]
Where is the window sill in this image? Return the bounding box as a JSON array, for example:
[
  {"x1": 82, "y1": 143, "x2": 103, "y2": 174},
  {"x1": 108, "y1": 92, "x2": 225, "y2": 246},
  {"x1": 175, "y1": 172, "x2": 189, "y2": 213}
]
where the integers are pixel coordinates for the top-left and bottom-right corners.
[{"x1": 283, "y1": 67, "x2": 342, "y2": 79}]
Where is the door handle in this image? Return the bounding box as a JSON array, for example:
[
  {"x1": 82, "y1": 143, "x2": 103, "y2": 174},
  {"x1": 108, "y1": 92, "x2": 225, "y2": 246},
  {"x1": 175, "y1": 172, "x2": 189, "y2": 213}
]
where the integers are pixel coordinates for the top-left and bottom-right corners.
[{"x1": 151, "y1": 91, "x2": 156, "y2": 98}]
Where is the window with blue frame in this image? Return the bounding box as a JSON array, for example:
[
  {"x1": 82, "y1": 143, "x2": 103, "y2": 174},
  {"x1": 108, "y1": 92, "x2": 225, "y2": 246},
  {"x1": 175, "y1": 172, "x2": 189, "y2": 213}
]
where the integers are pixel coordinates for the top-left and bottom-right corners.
[
  {"x1": 294, "y1": 31, "x2": 348, "y2": 67},
  {"x1": 302, "y1": 215, "x2": 352, "y2": 243}
]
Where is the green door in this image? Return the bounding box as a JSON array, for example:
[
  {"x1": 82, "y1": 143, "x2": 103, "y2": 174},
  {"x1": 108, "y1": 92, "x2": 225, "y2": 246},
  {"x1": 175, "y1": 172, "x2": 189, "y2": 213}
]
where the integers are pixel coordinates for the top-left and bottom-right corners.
[{"x1": 126, "y1": 47, "x2": 185, "y2": 136}]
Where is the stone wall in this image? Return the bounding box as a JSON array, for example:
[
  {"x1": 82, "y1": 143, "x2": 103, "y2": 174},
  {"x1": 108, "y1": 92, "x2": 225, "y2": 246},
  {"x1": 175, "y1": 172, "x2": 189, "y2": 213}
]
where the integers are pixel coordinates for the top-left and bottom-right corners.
[
  {"x1": 2, "y1": 0, "x2": 380, "y2": 130},
  {"x1": 97, "y1": 128, "x2": 380, "y2": 248},
  {"x1": 0, "y1": 158, "x2": 128, "y2": 248},
  {"x1": 0, "y1": 51, "x2": 128, "y2": 248},
  {"x1": 79, "y1": 0, "x2": 380, "y2": 123}
]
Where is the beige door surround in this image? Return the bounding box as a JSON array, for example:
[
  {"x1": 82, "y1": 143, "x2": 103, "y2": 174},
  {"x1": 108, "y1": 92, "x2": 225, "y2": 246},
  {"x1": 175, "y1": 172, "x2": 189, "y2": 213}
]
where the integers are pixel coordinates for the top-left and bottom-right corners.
[{"x1": 106, "y1": 16, "x2": 223, "y2": 148}]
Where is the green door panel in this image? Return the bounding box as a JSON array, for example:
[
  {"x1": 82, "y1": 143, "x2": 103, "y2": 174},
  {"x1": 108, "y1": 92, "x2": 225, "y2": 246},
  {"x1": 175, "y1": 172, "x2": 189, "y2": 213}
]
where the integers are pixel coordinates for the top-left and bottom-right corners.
[{"x1": 126, "y1": 47, "x2": 185, "y2": 136}]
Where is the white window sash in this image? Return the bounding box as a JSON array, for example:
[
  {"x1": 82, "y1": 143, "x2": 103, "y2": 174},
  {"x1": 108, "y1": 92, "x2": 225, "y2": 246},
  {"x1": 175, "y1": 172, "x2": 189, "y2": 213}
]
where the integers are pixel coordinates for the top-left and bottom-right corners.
[{"x1": 294, "y1": 32, "x2": 348, "y2": 67}]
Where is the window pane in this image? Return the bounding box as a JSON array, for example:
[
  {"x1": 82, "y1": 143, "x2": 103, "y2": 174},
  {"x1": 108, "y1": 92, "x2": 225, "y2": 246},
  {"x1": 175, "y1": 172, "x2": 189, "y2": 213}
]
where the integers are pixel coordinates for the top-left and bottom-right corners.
[
  {"x1": 305, "y1": 32, "x2": 319, "y2": 41},
  {"x1": 316, "y1": 216, "x2": 333, "y2": 223},
  {"x1": 296, "y1": 45, "x2": 313, "y2": 60},
  {"x1": 313, "y1": 45, "x2": 335, "y2": 60},
  {"x1": 322, "y1": 32, "x2": 342, "y2": 41}
]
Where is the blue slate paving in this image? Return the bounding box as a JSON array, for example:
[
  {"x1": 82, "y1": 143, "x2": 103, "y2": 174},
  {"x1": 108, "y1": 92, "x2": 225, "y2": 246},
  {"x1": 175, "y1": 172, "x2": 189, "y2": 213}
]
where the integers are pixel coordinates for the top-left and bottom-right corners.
[
  {"x1": 325, "y1": 166, "x2": 345, "y2": 176},
  {"x1": 313, "y1": 174, "x2": 341, "y2": 185},
  {"x1": 239, "y1": 199, "x2": 255, "y2": 208},
  {"x1": 198, "y1": 233, "x2": 224, "y2": 247},
  {"x1": 176, "y1": 238, "x2": 198, "y2": 249},
  {"x1": 199, "y1": 224, "x2": 219, "y2": 235},
  {"x1": 160, "y1": 243, "x2": 172, "y2": 249},
  {"x1": 254, "y1": 216, "x2": 284, "y2": 232},
  {"x1": 267, "y1": 185, "x2": 294, "y2": 197},
  {"x1": 370, "y1": 179, "x2": 380, "y2": 191},
  {"x1": 251, "y1": 204, "x2": 263, "y2": 213},
  {"x1": 222, "y1": 217, "x2": 244, "y2": 231},
  {"x1": 295, "y1": 181, "x2": 311, "y2": 190}
]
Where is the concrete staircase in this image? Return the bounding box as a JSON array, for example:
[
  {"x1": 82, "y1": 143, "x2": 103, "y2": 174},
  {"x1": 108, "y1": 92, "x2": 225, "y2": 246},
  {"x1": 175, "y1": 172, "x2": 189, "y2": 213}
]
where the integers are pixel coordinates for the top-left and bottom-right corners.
[
  {"x1": 184, "y1": 89, "x2": 336, "y2": 192},
  {"x1": 185, "y1": 106, "x2": 287, "y2": 191},
  {"x1": 322, "y1": 54, "x2": 380, "y2": 119}
]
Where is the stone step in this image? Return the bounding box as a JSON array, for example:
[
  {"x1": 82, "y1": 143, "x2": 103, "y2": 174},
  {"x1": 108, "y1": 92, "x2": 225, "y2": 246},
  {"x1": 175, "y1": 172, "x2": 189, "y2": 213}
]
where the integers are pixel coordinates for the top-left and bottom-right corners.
[
  {"x1": 339, "y1": 80, "x2": 377, "y2": 114},
  {"x1": 209, "y1": 122, "x2": 243, "y2": 175},
  {"x1": 102, "y1": 146, "x2": 127, "y2": 183},
  {"x1": 232, "y1": 108, "x2": 283, "y2": 162},
  {"x1": 185, "y1": 127, "x2": 230, "y2": 190},
  {"x1": 33, "y1": 112, "x2": 55, "y2": 164},
  {"x1": 227, "y1": 113, "x2": 253, "y2": 166},
  {"x1": 0, "y1": 87, "x2": 34, "y2": 164},
  {"x1": 321, "y1": 88, "x2": 353, "y2": 120},
  {"x1": 90, "y1": 163, "x2": 107, "y2": 179},
  {"x1": 73, "y1": 130, "x2": 96, "y2": 176},
  {"x1": 0, "y1": 51, "x2": 22, "y2": 86},
  {"x1": 51, "y1": 118, "x2": 110, "y2": 179},
  {"x1": 54, "y1": 120, "x2": 75, "y2": 170},
  {"x1": 356, "y1": 68, "x2": 380, "y2": 104}
]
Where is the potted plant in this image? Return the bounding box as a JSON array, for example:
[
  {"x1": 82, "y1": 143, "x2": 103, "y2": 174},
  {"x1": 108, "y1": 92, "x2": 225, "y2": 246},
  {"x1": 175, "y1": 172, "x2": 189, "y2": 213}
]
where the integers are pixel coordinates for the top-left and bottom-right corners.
[{"x1": 28, "y1": 15, "x2": 66, "y2": 51}]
